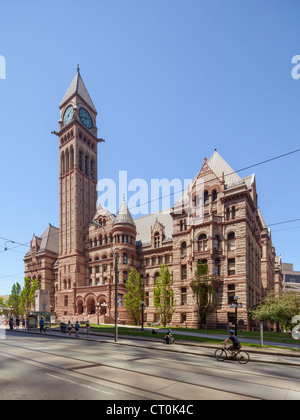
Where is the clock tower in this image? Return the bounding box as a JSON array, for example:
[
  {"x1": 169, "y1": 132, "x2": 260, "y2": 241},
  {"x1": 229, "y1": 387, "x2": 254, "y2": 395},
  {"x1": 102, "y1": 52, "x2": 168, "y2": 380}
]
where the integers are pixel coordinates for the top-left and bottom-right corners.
[{"x1": 56, "y1": 66, "x2": 102, "y2": 316}]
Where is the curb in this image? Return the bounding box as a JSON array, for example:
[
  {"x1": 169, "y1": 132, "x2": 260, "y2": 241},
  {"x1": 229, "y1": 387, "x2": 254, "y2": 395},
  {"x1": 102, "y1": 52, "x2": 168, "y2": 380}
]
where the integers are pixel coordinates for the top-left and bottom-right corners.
[{"x1": 6, "y1": 328, "x2": 300, "y2": 367}]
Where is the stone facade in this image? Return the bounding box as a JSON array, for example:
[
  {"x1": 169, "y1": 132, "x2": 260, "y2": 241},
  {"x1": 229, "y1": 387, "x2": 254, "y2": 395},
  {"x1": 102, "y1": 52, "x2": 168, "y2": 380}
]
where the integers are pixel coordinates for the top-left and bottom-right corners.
[{"x1": 24, "y1": 69, "x2": 283, "y2": 329}]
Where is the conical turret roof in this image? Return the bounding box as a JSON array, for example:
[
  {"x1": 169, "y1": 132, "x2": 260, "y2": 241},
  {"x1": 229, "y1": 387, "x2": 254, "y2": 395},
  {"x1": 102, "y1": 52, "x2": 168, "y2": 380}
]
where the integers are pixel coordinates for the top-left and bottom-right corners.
[{"x1": 114, "y1": 199, "x2": 135, "y2": 228}]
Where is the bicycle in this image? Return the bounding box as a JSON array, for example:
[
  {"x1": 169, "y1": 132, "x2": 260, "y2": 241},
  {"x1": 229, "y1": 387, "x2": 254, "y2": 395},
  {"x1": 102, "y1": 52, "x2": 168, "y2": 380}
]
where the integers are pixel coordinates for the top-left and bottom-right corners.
[{"x1": 214, "y1": 343, "x2": 250, "y2": 364}]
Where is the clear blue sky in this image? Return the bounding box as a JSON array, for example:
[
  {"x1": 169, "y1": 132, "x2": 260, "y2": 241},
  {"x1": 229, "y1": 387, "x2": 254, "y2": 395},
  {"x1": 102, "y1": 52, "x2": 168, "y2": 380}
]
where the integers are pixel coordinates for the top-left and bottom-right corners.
[{"x1": 0, "y1": 0, "x2": 300, "y2": 294}]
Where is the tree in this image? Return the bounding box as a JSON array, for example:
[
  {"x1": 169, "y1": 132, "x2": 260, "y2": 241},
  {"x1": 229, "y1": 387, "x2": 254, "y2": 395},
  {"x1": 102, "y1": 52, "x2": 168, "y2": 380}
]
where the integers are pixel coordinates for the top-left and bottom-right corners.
[
  {"x1": 124, "y1": 269, "x2": 144, "y2": 325},
  {"x1": 153, "y1": 264, "x2": 176, "y2": 327},
  {"x1": 19, "y1": 277, "x2": 40, "y2": 315},
  {"x1": 250, "y1": 291, "x2": 300, "y2": 330},
  {"x1": 190, "y1": 260, "x2": 219, "y2": 329},
  {"x1": 7, "y1": 283, "x2": 22, "y2": 317}
]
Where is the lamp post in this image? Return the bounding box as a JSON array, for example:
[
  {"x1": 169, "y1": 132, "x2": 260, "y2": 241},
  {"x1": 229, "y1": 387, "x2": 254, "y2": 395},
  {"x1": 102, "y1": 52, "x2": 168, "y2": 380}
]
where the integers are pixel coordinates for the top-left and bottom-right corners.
[
  {"x1": 230, "y1": 295, "x2": 243, "y2": 336},
  {"x1": 101, "y1": 302, "x2": 108, "y2": 321},
  {"x1": 91, "y1": 221, "x2": 119, "y2": 343},
  {"x1": 96, "y1": 303, "x2": 100, "y2": 325},
  {"x1": 140, "y1": 301, "x2": 144, "y2": 331}
]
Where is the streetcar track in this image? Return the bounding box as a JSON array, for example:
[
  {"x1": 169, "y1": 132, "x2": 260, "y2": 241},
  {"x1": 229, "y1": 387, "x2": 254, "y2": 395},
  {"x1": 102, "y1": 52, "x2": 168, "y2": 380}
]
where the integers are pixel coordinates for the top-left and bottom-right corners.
[{"x1": 0, "y1": 337, "x2": 296, "y2": 400}]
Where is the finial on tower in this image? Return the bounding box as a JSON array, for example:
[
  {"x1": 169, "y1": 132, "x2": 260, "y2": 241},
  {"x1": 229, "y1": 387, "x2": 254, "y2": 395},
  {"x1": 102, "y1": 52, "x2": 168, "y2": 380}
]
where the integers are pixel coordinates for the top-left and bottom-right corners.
[{"x1": 77, "y1": 64, "x2": 80, "y2": 73}]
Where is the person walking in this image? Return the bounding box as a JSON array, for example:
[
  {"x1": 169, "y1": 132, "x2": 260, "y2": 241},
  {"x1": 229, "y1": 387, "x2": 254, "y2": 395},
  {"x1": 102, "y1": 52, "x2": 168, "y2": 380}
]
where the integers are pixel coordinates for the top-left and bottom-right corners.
[
  {"x1": 67, "y1": 321, "x2": 72, "y2": 336},
  {"x1": 75, "y1": 321, "x2": 80, "y2": 338},
  {"x1": 86, "y1": 320, "x2": 90, "y2": 337},
  {"x1": 40, "y1": 317, "x2": 45, "y2": 333}
]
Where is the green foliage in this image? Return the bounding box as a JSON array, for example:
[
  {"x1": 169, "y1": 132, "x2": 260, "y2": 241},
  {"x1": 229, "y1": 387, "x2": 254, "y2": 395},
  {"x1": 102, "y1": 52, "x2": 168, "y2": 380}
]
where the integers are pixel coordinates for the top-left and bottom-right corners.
[
  {"x1": 250, "y1": 291, "x2": 300, "y2": 330},
  {"x1": 153, "y1": 264, "x2": 176, "y2": 327},
  {"x1": 190, "y1": 261, "x2": 219, "y2": 328},
  {"x1": 7, "y1": 283, "x2": 22, "y2": 317},
  {"x1": 7, "y1": 278, "x2": 40, "y2": 317},
  {"x1": 124, "y1": 269, "x2": 144, "y2": 325},
  {"x1": 19, "y1": 277, "x2": 40, "y2": 314}
]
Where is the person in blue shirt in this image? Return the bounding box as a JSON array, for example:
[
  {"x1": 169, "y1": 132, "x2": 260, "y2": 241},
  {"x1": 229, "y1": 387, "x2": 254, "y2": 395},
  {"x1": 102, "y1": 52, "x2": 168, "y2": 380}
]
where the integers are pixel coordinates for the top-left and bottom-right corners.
[{"x1": 39, "y1": 317, "x2": 45, "y2": 333}]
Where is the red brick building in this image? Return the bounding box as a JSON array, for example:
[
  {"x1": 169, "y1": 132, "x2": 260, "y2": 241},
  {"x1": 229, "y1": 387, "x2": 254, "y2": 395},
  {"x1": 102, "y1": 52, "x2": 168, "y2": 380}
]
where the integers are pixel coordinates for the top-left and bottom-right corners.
[{"x1": 24, "y1": 69, "x2": 282, "y2": 329}]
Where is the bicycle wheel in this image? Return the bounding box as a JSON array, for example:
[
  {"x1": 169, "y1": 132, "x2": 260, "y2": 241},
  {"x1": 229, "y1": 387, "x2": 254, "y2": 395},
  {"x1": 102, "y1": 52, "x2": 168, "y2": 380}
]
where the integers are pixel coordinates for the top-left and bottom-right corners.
[
  {"x1": 214, "y1": 349, "x2": 227, "y2": 362},
  {"x1": 236, "y1": 351, "x2": 250, "y2": 364}
]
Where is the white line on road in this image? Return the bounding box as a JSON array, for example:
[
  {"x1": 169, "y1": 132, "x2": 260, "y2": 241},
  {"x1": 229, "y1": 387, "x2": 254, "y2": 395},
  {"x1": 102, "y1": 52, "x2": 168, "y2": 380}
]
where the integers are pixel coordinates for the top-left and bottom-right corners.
[{"x1": 47, "y1": 373, "x2": 113, "y2": 395}]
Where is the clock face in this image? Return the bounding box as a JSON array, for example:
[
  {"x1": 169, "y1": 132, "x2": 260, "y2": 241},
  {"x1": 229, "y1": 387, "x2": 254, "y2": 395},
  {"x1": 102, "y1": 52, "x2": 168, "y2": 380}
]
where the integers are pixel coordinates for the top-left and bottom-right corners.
[
  {"x1": 63, "y1": 105, "x2": 74, "y2": 125},
  {"x1": 79, "y1": 107, "x2": 93, "y2": 129}
]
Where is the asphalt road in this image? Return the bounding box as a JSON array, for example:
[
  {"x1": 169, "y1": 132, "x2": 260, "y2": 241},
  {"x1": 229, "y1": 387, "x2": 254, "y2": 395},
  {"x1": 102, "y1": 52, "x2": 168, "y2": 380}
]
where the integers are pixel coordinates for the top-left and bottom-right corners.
[{"x1": 1, "y1": 331, "x2": 300, "y2": 401}]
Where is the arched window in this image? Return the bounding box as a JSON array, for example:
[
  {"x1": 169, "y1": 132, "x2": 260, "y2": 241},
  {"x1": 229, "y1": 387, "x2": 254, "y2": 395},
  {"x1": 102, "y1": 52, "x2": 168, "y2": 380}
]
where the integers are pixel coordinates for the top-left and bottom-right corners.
[
  {"x1": 65, "y1": 149, "x2": 69, "y2": 173},
  {"x1": 204, "y1": 190, "x2": 209, "y2": 205},
  {"x1": 181, "y1": 241, "x2": 187, "y2": 257},
  {"x1": 228, "y1": 232, "x2": 236, "y2": 250},
  {"x1": 85, "y1": 154, "x2": 89, "y2": 176},
  {"x1": 70, "y1": 146, "x2": 74, "y2": 170},
  {"x1": 61, "y1": 151, "x2": 65, "y2": 175},
  {"x1": 123, "y1": 253, "x2": 128, "y2": 265},
  {"x1": 212, "y1": 189, "x2": 218, "y2": 202},
  {"x1": 198, "y1": 234, "x2": 208, "y2": 252},
  {"x1": 79, "y1": 150, "x2": 83, "y2": 172}
]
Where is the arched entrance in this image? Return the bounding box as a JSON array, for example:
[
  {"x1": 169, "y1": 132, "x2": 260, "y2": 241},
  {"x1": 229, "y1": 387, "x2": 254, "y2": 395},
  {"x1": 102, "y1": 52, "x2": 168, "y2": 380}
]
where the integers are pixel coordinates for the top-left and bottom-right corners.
[
  {"x1": 76, "y1": 298, "x2": 84, "y2": 315},
  {"x1": 86, "y1": 296, "x2": 96, "y2": 314}
]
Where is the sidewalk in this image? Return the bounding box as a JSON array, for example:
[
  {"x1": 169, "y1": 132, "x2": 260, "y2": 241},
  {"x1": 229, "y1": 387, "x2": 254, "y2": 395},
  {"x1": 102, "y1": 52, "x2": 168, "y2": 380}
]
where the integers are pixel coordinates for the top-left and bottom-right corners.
[{"x1": 6, "y1": 326, "x2": 300, "y2": 367}]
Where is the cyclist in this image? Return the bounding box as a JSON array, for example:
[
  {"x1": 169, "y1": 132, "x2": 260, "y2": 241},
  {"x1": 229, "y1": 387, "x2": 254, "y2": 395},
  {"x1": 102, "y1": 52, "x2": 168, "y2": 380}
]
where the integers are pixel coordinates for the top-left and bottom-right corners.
[{"x1": 223, "y1": 330, "x2": 241, "y2": 357}]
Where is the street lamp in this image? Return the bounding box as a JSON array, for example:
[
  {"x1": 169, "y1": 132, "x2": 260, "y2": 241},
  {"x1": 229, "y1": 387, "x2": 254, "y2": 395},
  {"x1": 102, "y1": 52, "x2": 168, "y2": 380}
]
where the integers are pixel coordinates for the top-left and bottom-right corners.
[
  {"x1": 91, "y1": 221, "x2": 119, "y2": 343},
  {"x1": 101, "y1": 302, "x2": 107, "y2": 320},
  {"x1": 96, "y1": 303, "x2": 100, "y2": 325},
  {"x1": 140, "y1": 301, "x2": 145, "y2": 331},
  {"x1": 230, "y1": 296, "x2": 243, "y2": 336}
]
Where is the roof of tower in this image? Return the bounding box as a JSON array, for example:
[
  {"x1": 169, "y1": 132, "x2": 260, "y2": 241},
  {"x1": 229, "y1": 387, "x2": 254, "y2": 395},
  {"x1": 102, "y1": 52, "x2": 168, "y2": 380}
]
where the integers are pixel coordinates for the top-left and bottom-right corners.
[
  {"x1": 114, "y1": 199, "x2": 136, "y2": 228},
  {"x1": 60, "y1": 65, "x2": 96, "y2": 112},
  {"x1": 207, "y1": 150, "x2": 243, "y2": 188},
  {"x1": 25, "y1": 224, "x2": 59, "y2": 257}
]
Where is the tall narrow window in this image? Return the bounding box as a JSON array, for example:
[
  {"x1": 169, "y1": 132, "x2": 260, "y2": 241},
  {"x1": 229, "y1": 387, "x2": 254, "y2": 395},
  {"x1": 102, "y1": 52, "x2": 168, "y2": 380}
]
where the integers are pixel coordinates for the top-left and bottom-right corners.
[
  {"x1": 85, "y1": 154, "x2": 89, "y2": 176},
  {"x1": 154, "y1": 232, "x2": 160, "y2": 248},
  {"x1": 90, "y1": 158, "x2": 94, "y2": 180},
  {"x1": 123, "y1": 253, "x2": 128, "y2": 265},
  {"x1": 232, "y1": 206, "x2": 236, "y2": 219},
  {"x1": 228, "y1": 232, "x2": 236, "y2": 251},
  {"x1": 204, "y1": 190, "x2": 209, "y2": 205},
  {"x1": 65, "y1": 149, "x2": 69, "y2": 173},
  {"x1": 198, "y1": 234, "x2": 208, "y2": 252},
  {"x1": 212, "y1": 189, "x2": 218, "y2": 202},
  {"x1": 70, "y1": 146, "x2": 74, "y2": 170},
  {"x1": 79, "y1": 151, "x2": 83, "y2": 172},
  {"x1": 61, "y1": 152, "x2": 65, "y2": 175},
  {"x1": 181, "y1": 242, "x2": 187, "y2": 257},
  {"x1": 228, "y1": 258, "x2": 236, "y2": 276},
  {"x1": 214, "y1": 235, "x2": 220, "y2": 250}
]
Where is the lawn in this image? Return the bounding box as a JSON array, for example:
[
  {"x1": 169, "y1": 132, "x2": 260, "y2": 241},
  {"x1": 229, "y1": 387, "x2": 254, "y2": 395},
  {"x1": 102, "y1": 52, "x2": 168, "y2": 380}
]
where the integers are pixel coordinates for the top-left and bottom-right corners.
[{"x1": 84, "y1": 324, "x2": 299, "y2": 349}]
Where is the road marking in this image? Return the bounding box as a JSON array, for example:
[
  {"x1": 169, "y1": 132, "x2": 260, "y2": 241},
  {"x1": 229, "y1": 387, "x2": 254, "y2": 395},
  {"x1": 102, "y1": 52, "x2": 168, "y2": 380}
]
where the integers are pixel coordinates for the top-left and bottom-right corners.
[{"x1": 47, "y1": 373, "x2": 113, "y2": 395}]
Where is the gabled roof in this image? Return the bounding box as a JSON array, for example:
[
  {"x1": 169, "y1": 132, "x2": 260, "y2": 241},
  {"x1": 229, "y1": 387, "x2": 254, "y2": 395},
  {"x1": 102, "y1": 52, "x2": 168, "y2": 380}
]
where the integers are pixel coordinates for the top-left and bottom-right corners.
[
  {"x1": 93, "y1": 203, "x2": 116, "y2": 224},
  {"x1": 25, "y1": 224, "x2": 59, "y2": 257},
  {"x1": 60, "y1": 67, "x2": 96, "y2": 112},
  {"x1": 135, "y1": 211, "x2": 173, "y2": 246},
  {"x1": 207, "y1": 151, "x2": 243, "y2": 188}
]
